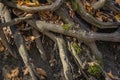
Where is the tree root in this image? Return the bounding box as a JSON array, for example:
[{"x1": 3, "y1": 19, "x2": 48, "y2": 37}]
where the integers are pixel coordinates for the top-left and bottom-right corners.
[
  {"x1": 27, "y1": 20, "x2": 120, "y2": 42},
  {"x1": 92, "y1": 0, "x2": 106, "y2": 10},
  {"x1": 73, "y1": 0, "x2": 120, "y2": 28},
  {"x1": 56, "y1": 36, "x2": 73, "y2": 80},
  {"x1": 0, "y1": 2, "x2": 38, "y2": 80},
  {"x1": 0, "y1": 0, "x2": 119, "y2": 80},
  {"x1": 69, "y1": 42, "x2": 89, "y2": 80},
  {"x1": 32, "y1": 29, "x2": 47, "y2": 61},
  {"x1": 105, "y1": 0, "x2": 120, "y2": 14},
  {"x1": 14, "y1": 31, "x2": 37, "y2": 80},
  {"x1": 0, "y1": 2, "x2": 17, "y2": 58}
]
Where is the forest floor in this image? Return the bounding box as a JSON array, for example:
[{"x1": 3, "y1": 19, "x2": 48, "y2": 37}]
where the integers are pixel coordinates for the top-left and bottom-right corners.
[
  {"x1": 0, "y1": 41, "x2": 119, "y2": 80},
  {"x1": 0, "y1": 0, "x2": 120, "y2": 80}
]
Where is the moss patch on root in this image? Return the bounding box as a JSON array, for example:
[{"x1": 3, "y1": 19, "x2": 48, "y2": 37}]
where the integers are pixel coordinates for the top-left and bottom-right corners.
[
  {"x1": 72, "y1": 43, "x2": 82, "y2": 54},
  {"x1": 87, "y1": 64, "x2": 102, "y2": 78}
]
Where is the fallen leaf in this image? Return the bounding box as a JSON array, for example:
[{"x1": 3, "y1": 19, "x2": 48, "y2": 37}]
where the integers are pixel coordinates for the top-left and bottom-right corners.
[
  {"x1": 17, "y1": 0, "x2": 40, "y2": 7},
  {"x1": 85, "y1": 2, "x2": 92, "y2": 13},
  {"x1": 115, "y1": 0, "x2": 120, "y2": 5},
  {"x1": 95, "y1": 12, "x2": 112, "y2": 22},
  {"x1": 4, "y1": 71, "x2": 11, "y2": 80},
  {"x1": 49, "y1": 59, "x2": 57, "y2": 67},
  {"x1": 2, "y1": 66, "x2": 12, "y2": 80},
  {"x1": 107, "y1": 71, "x2": 115, "y2": 78},
  {"x1": 37, "y1": 68, "x2": 47, "y2": 77},
  {"x1": 115, "y1": 14, "x2": 120, "y2": 22},
  {"x1": 23, "y1": 67, "x2": 29, "y2": 76},
  {"x1": 11, "y1": 67, "x2": 19, "y2": 78},
  {"x1": 0, "y1": 38, "x2": 5, "y2": 52},
  {"x1": 66, "y1": 2, "x2": 75, "y2": 17}
]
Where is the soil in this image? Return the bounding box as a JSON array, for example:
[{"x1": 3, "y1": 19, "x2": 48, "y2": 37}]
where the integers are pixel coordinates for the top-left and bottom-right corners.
[{"x1": 0, "y1": 39, "x2": 120, "y2": 80}]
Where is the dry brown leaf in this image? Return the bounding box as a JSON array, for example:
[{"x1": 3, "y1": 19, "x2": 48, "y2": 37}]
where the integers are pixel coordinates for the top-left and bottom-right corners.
[
  {"x1": 17, "y1": 1, "x2": 24, "y2": 6},
  {"x1": 38, "y1": 9, "x2": 61, "y2": 24},
  {"x1": 96, "y1": 12, "x2": 110, "y2": 22},
  {"x1": 37, "y1": 68, "x2": 47, "y2": 77},
  {"x1": 3, "y1": 67, "x2": 21, "y2": 80},
  {"x1": 25, "y1": 2, "x2": 40, "y2": 7},
  {"x1": 38, "y1": 11, "x2": 53, "y2": 21},
  {"x1": 23, "y1": 36, "x2": 32, "y2": 50},
  {"x1": 4, "y1": 71, "x2": 11, "y2": 80},
  {"x1": 2, "y1": 66, "x2": 12, "y2": 80},
  {"x1": 116, "y1": 0, "x2": 120, "y2": 5},
  {"x1": 115, "y1": 14, "x2": 120, "y2": 22},
  {"x1": 107, "y1": 71, "x2": 115, "y2": 79},
  {"x1": 17, "y1": 0, "x2": 40, "y2": 7},
  {"x1": 11, "y1": 67, "x2": 19, "y2": 78},
  {"x1": 23, "y1": 67, "x2": 47, "y2": 78},
  {"x1": 49, "y1": 59, "x2": 57, "y2": 67},
  {"x1": 26, "y1": 44, "x2": 31, "y2": 50},
  {"x1": 0, "y1": 38, "x2": 5, "y2": 52},
  {"x1": 66, "y1": 2, "x2": 74, "y2": 18},
  {"x1": 85, "y1": 2, "x2": 92, "y2": 13},
  {"x1": 23, "y1": 67, "x2": 29, "y2": 76}
]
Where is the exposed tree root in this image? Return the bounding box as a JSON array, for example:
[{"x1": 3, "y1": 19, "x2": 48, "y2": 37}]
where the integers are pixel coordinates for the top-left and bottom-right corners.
[
  {"x1": 56, "y1": 37, "x2": 73, "y2": 80},
  {"x1": 14, "y1": 31, "x2": 37, "y2": 80},
  {"x1": 32, "y1": 29, "x2": 47, "y2": 61},
  {"x1": 0, "y1": 0, "x2": 120, "y2": 80}
]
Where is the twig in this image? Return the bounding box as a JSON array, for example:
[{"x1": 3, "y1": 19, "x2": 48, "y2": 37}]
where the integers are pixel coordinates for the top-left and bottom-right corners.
[{"x1": 72, "y1": 0, "x2": 120, "y2": 28}]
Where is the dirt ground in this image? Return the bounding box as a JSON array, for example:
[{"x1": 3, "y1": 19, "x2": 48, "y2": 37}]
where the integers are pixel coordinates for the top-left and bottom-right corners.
[{"x1": 0, "y1": 40, "x2": 119, "y2": 80}]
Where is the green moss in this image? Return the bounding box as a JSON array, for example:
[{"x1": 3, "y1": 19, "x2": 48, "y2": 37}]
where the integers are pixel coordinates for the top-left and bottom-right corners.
[
  {"x1": 72, "y1": 43, "x2": 82, "y2": 54},
  {"x1": 71, "y1": 0, "x2": 79, "y2": 10},
  {"x1": 87, "y1": 64, "x2": 102, "y2": 78},
  {"x1": 62, "y1": 24, "x2": 72, "y2": 30}
]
